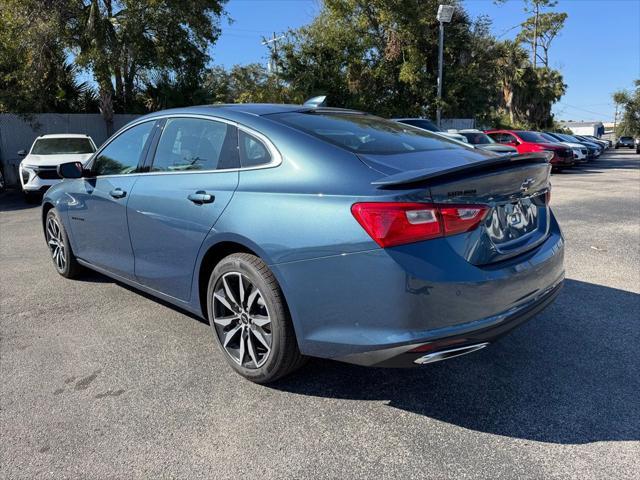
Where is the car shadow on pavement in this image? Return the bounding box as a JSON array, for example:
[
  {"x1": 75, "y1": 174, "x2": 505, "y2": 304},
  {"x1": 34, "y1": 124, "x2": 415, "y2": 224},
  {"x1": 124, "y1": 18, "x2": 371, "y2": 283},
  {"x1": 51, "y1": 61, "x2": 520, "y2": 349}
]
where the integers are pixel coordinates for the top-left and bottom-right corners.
[
  {"x1": 0, "y1": 190, "x2": 41, "y2": 212},
  {"x1": 272, "y1": 279, "x2": 640, "y2": 445}
]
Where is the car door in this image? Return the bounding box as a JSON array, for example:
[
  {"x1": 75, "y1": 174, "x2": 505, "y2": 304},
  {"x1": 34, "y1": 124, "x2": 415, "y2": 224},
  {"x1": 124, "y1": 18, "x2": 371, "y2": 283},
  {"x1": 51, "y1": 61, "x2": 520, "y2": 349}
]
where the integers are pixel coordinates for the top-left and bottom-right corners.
[
  {"x1": 66, "y1": 120, "x2": 157, "y2": 279},
  {"x1": 126, "y1": 116, "x2": 240, "y2": 301}
]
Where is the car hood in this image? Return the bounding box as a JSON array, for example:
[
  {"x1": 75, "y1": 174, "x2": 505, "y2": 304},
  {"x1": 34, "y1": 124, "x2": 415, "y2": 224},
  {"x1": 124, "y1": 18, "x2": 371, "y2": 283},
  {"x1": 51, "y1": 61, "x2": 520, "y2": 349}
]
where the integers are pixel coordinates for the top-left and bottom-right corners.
[
  {"x1": 560, "y1": 142, "x2": 585, "y2": 149},
  {"x1": 357, "y1": 147, "x2": 496, "y2": 176},
  {"x1": 22, "y1": 153, "x2": 93, "y2": 167}
]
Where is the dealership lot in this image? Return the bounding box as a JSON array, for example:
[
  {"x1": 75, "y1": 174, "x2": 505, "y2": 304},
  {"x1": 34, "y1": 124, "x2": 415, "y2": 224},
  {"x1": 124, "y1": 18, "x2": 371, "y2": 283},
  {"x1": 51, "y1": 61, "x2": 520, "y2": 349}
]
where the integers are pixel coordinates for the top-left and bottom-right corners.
[{"x1": 1, "y1": 150, "x2": 638, "y2": 479}]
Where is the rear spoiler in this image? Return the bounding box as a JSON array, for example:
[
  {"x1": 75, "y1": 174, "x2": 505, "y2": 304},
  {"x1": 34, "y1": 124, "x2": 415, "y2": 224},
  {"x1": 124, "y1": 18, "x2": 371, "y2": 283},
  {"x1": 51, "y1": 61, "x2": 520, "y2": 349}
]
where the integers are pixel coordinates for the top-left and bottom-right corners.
[{"x1": 371, "y1": 152, "x2": 553, "y2": 187}]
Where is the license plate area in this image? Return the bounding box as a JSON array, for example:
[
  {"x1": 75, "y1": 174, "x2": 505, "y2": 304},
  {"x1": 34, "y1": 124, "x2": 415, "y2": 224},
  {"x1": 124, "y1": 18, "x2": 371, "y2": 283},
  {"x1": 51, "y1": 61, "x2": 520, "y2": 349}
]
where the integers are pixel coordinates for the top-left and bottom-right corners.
[{"x1": 487, "y1": 196, "x2": 540, "y2": 248}]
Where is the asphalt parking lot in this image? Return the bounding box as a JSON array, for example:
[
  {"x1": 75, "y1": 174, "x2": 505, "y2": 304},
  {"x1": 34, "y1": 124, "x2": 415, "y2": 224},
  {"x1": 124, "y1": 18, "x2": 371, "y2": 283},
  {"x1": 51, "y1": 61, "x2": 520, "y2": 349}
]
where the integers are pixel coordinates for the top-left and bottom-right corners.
[{"x1": 1, "y1": 149, "x2": 639, "y2": 479}]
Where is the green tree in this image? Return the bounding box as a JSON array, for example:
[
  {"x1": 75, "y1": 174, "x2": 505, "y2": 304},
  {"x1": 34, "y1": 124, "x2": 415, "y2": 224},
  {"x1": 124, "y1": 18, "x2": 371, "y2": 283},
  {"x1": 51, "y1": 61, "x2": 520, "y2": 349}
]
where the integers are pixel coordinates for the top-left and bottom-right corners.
[
  {"x1": 275, "y1": 0, "x2": 502, "y2": 121},
  {"x1": 0, "y1": 0, "x2": 95, "y2": 113},
  {"x1": 67, "y1": 0, "x2": 228, "y2": 132},
  {"x1": 613, "y1": 81, "x2": 640, "y2": 136},
  {"x1": 517, "y1": 11, "x2": 567, "y2": 67},
  {"x1": 495, "y1": 40, "x2": 529, "y2": 124}
]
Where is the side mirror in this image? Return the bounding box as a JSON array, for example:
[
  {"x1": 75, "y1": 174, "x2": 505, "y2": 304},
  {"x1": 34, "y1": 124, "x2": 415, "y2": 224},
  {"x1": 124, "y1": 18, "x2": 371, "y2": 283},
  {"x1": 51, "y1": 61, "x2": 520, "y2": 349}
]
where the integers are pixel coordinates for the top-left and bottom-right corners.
[
  {"x1": 17, "y1": 150, "x2": 26, "y2": 157},
  {"x1": 57, "y1": 161, "x2": 84, "y2": 179}
]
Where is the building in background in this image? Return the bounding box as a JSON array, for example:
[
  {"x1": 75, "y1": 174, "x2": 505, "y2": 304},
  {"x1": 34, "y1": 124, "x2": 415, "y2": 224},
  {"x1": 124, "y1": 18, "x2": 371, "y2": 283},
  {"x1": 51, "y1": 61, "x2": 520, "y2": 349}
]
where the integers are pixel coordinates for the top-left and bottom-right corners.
[{"x1": 560, "y1": 121, "x2": 605, "y2": 138}]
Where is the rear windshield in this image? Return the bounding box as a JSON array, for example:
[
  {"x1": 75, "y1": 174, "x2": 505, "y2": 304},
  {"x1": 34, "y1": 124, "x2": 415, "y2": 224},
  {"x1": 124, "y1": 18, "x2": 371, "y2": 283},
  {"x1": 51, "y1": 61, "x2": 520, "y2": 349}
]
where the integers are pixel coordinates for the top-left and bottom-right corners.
[
  {"x1": 517, "y1": 131, "x2": 548, "y2": 143},
  {"x1": 270, "y1": 112, "x2": 464, "y2": 155},
  {"x1": 460, "y1": 132, "x2": 494, "y2": 145},
  {"x1": 31, "y1": 138, "x2": 94, "y2": 155},
  {"x1": 620, "y1": 136, "x2": 633, "y2": 141}
]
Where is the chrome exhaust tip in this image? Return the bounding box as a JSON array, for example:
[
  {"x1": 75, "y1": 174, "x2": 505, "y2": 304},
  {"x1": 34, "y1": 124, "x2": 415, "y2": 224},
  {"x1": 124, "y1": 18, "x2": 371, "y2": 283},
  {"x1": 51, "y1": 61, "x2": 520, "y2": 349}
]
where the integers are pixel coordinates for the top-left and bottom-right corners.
[{"x1": 413, "y1": 342, "x2": 489, "y2": 365}]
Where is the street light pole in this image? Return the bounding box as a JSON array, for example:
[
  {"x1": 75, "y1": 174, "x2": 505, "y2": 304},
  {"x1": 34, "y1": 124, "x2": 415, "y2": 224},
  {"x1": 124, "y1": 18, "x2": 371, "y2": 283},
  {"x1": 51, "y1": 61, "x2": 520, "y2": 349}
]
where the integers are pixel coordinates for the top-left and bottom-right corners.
[
  {"x1": 437, "y1": 21, "x2": 444, "y2": 128},
  {"x1": 436, "y1": 5, "x2": 454, "y2": 129}
]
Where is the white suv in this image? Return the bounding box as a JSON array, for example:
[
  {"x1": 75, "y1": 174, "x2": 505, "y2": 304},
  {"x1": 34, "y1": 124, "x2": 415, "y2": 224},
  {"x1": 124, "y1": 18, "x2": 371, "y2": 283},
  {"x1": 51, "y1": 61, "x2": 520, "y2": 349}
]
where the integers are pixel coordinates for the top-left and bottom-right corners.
[{"x1": 19, "y1": 134, "x2": 96, "y2": 202}]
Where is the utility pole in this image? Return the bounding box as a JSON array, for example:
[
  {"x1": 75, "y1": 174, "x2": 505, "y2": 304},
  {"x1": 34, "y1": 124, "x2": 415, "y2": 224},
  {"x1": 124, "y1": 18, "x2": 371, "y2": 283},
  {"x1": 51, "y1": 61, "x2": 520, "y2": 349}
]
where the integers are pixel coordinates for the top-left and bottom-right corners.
[
  {"x1": 436, "y1": 5, "x2": 454, "y2": 128},
  {"x1": 262, "y1": 32, "x2": 286, "y2": 101}
]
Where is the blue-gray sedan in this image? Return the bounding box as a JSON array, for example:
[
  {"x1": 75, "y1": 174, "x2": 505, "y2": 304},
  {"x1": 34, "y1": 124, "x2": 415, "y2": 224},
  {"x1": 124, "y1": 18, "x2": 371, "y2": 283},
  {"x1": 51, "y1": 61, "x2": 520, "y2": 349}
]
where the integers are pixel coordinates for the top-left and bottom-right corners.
[{"x1": 42, "y1": 104, "x2": 564, "y2": 383}]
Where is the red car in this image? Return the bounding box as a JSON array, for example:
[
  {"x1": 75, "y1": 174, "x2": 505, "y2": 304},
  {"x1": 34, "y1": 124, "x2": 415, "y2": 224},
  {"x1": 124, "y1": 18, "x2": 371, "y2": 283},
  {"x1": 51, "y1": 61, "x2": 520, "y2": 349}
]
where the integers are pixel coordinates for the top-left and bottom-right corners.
[{"x1": 485, "y1": 130, "x2": 574, "y2": 168}]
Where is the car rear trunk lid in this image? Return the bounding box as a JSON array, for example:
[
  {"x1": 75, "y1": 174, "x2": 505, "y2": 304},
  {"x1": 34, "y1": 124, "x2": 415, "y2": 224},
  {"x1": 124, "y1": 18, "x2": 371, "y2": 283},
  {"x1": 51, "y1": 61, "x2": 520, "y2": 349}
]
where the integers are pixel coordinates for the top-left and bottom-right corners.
[{"x1": 361, "y1": 151, "x2": 552, "y2": 265}]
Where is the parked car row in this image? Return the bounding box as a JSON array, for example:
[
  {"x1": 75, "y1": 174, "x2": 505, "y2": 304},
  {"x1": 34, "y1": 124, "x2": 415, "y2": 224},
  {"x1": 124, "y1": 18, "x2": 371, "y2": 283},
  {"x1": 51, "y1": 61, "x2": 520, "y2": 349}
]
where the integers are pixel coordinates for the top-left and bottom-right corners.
[{"x1": 389, "y1": 118, "x2": 617, "y2": 171}]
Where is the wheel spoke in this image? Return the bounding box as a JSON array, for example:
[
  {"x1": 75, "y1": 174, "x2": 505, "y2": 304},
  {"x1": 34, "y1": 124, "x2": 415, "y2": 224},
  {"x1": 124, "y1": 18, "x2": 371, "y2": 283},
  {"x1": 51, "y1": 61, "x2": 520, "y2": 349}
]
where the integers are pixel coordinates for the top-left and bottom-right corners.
[
  {"x1": 251, "y1": 314, "x2": 270, "y2": 328},
  {"x1": 222, "y1": 275, "x2": 238, "y2": 308},
  {"x1": 237, "y1": 329, "x2": 246, "y2": 365},
  {"x1": 238, "y1": 273, "x2": 245, "y2": 305},
  {"x1": 246, "y1": 288, "x2": 259, "y2": 311},
  {"x1": 213, "y1": 314, "x2": 238, "y2": 327},
  {"x1": 222, "y1": 325, "x2": 242, "y2": 348},
  {"x1": 214, "y1": 292, "x2": 234, "y2": 313},
  {"x1": 247, "y1": 334, "x2": 259, "y2": 367},
  {"x1": 251, "y1": 325, "x2": 271, "y2": 350}
]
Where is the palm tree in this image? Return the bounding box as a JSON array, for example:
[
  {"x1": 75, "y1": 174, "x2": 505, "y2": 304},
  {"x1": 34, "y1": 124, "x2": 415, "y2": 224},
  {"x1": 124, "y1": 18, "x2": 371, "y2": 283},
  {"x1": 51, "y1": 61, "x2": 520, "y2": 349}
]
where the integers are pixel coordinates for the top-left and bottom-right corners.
[{"x1": 496, "y1": 40, "x2": 529, "y2": 125}]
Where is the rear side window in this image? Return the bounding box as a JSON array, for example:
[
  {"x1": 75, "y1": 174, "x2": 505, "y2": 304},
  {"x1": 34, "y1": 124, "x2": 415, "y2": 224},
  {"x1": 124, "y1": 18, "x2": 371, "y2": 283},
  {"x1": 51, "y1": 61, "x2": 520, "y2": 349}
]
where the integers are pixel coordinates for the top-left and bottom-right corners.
[
  {"x1": 151, "y1": 118, "x2": 239, "y2": 172},
  {"x1": 270, "y1": 112, "x2": 463, "y2": 155},
  {"x1": 92, "y1": 121, "x2": 154, "y2": 176},
  {"x1": 239, "y1": 131, "x2": 272, "y2": 167}
]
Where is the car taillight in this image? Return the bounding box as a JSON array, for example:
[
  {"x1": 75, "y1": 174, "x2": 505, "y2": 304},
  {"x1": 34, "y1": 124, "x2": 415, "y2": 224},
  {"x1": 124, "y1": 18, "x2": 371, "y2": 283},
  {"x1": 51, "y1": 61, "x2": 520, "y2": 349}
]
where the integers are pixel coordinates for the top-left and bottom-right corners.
[{"x1": 351, "y1": 202, "x2": 488, "y2": 248}]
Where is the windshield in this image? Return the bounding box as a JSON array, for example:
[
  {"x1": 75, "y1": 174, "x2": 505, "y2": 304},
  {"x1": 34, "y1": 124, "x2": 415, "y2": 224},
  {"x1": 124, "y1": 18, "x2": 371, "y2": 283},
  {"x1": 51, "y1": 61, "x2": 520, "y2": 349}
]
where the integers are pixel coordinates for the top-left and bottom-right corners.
[
  {"x1": 396, "y1": 119, "x2": 441, "y2": 132},
  {"x1": 540, "y1": 133, "x2": 562, "y2": 143},
  {"x1": 270, "y1": 112, "x2": 465, "y2": 155},
  {"x1": 31, "y1": 138, "x2": 94, "y2": 155},
  {"x1": 517, "y1": 131, "x2": 548, "y2": 143},
  {"x1": 459, "y1": 132, "x2": 494, "y2": 145},
  {"x1": 559, "y1": 134, "x2": 581, "y2": 143}
]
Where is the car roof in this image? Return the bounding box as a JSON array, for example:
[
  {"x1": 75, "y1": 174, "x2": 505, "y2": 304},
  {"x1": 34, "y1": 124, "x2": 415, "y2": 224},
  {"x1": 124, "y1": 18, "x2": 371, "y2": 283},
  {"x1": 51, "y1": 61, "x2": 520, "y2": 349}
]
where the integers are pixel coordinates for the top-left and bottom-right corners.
[
  {"x1": 139, "y1": 104, "x2": 363, "y2": 121},
  {"x1": 36, "y1": 134, "x2": 91, "y2": 139}
]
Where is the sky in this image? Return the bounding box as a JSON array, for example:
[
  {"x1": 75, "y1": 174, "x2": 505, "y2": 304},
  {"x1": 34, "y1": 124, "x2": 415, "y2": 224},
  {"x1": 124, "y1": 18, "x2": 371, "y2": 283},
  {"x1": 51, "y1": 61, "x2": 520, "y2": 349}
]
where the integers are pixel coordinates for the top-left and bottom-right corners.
[{"x1": 211, "y1": 0, "x2": 640, "y2": 123}]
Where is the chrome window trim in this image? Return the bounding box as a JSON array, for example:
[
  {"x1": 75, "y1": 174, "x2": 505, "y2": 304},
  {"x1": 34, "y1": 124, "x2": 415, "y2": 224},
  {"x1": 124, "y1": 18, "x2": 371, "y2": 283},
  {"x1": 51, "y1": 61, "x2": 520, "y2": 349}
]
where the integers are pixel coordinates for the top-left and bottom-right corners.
[{"x1": 85, "y1": 113, "x2": 282, "y2": 179}]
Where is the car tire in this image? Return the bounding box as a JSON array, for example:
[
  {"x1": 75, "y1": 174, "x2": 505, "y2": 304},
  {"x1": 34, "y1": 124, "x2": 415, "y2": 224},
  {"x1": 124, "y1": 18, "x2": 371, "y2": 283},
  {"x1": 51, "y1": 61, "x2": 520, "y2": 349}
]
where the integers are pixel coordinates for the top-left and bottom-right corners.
[
  {"x1": 207, "y1": 253, "x2": 306, "y2": 384},
  {"x1": 45, "y1": 209, "x2": 82, "y2": 278}
]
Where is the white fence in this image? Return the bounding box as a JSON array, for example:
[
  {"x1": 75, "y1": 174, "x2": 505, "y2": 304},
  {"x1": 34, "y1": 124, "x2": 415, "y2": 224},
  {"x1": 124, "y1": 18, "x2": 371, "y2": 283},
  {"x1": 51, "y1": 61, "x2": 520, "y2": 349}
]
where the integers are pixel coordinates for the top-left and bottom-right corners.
[{"x1": 0, "y1": 113, "x2": 139, "y2": 186}]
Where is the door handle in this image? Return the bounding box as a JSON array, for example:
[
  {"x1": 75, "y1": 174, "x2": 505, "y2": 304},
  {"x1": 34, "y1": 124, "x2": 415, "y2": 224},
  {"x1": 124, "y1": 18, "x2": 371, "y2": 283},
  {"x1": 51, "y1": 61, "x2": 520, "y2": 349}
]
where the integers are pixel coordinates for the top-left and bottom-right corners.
[
  {"x1": 109, "y1": 188, "x2": 126, "y2": 199},
  {"x1": 187, "y1": 191, "x2": 215, "y2": 204}
]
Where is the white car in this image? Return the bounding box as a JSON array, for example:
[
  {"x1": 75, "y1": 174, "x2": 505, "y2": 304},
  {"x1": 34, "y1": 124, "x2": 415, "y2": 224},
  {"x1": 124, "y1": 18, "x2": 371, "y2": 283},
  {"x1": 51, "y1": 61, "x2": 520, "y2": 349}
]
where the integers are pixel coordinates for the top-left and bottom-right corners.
[
  {"x1": 19, "y1": 134, "x2": 96, "y2": 202},
  {"x1": 539, "y1": 133, "x2": 588, "y2": 163},
  {"x1": 392, "y1": 118, "x2": 469, "y2": 143}
]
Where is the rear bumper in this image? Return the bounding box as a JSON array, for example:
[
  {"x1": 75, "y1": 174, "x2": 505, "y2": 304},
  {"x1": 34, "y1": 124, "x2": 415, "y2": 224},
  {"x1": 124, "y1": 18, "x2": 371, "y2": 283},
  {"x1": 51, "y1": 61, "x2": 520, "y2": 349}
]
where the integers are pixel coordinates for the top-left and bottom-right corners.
[
  {"x1": 274, "y1": 213, "x2": 565, "y2": 363},
  {"x1": 337, "y1": 279, "x2": 563, "y2": 367}
]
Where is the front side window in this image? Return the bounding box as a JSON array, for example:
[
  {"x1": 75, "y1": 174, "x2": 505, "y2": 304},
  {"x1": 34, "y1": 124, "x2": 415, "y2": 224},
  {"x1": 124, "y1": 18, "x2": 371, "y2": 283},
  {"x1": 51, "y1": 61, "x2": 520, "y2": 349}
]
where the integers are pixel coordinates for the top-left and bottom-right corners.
[
  {"x1": 31, "y1": 138, "x2": 95, "y2": 155},
  {"x1": 151, "y1": 118, "x2": 239, "y2": 172},
  {"x1": 239, "y1": 130, "x2": 272, "y2": 167},
  {"x1": 92, "y1": 122, "x2": 154, "y2": 176},
  {"x1": 460, "y1": 132, "x2": 494, "y2": 145},
  {"x1": 270, "y1": 112, "x2": 463, "y2": 155}
]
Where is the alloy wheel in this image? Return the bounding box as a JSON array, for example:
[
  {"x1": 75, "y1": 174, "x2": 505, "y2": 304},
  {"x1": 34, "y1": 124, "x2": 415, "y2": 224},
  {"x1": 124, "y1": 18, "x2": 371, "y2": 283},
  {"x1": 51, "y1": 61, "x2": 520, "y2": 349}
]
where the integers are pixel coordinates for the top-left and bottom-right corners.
[
  {"x1": 46, "y1": 216, "x2": 66, "y2": 271},
  {"x1": 212, "y1": 272, "x2": 272, "y2": 369}
]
